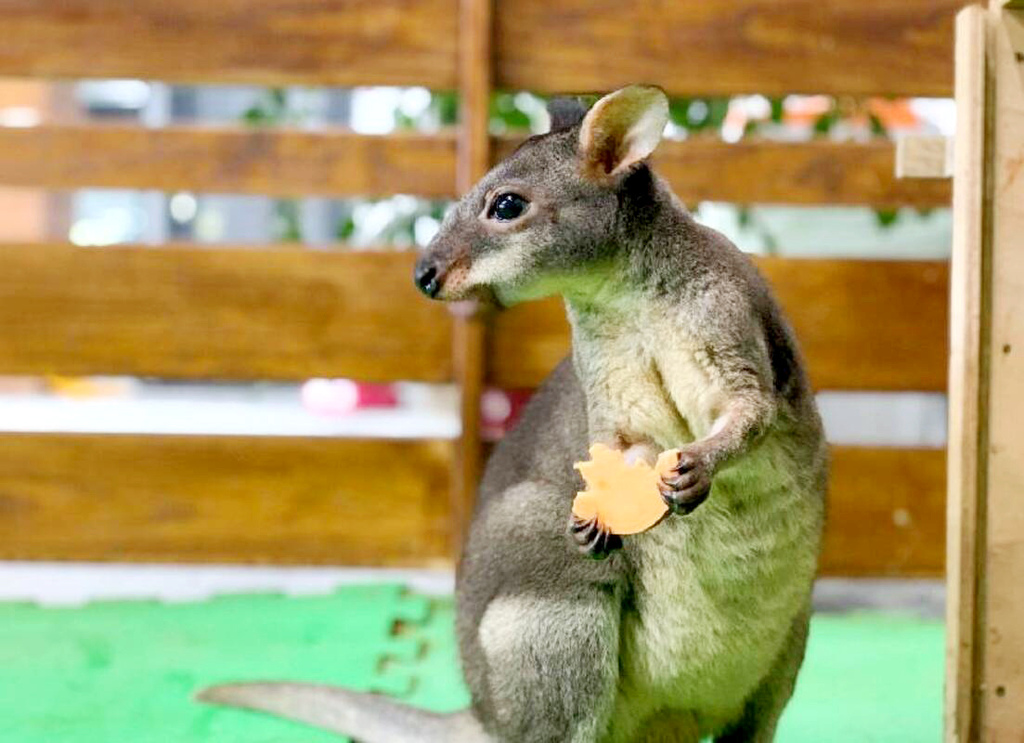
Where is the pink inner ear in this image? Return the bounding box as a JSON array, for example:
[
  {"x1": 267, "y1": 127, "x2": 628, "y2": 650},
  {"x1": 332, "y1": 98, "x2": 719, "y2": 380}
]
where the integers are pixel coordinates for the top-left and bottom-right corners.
[
  {"x1": 587, "y1": 123, "x2": 643, "y2": 176},
  {"x1": 582, "y1": 116, "x2": 633, "y2": 177},
  {"x1": 595, "y1": 128, "x2": 627, "y2": 175}
]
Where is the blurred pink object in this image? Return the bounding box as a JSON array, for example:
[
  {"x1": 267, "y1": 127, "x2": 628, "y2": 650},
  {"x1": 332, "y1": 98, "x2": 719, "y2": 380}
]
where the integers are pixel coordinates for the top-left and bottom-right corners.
[
  {"x1": 481, "y1": 388, "x2": 532, "y2": 440},
  {"x1": 301, "y1": 379, "x2": 397, "y2": 416}
]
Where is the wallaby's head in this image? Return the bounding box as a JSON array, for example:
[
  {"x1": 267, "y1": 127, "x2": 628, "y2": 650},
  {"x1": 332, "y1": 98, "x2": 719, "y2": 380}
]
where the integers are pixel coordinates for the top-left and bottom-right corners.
[{"x1": 414, "y1": 84, "x2": 669, "y2": 306}]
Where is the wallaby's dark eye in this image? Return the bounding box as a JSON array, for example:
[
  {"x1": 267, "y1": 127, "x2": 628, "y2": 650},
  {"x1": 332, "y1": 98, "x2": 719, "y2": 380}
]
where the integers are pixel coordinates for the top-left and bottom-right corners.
[{"x1": 488, "y1": 192, "x2": 529, "y2": 222}]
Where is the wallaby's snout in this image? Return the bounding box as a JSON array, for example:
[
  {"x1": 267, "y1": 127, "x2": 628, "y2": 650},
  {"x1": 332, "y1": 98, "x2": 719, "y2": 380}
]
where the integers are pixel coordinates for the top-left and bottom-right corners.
[
  {"x1": 414, "y1": 227, "x2": 479, "y2": 303},
  {"x1": 413, "y1": 256, "x2": 442, "y2": 298}
]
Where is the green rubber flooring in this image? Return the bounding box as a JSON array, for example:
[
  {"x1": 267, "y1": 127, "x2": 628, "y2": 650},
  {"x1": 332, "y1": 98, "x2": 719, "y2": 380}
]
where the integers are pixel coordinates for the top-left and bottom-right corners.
[{"x1": 0, "y1": 585, "x2": 942, "y2": 742}]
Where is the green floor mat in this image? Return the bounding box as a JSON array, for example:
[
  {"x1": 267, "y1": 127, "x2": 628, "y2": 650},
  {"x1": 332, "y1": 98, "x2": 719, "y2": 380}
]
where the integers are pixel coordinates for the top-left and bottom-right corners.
[
  {"x1": 398, "y1": 604, "x2": 944, "y2": 742},
  {"x1": 777, "y1": 614, "x2": 943, "y2": 742},
  {"x1": 0, "y1": 585, "x2": 430, "y2": 743},
  {"x1": 0, "y1": 587, "x2": 942, "y2": 742}
]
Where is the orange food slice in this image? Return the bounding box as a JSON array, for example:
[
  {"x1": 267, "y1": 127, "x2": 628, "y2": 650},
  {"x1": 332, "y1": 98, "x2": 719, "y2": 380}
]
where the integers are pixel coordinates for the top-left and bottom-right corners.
[{"x1": 572, "y1": 444, "x2": 680, "y2": 535}]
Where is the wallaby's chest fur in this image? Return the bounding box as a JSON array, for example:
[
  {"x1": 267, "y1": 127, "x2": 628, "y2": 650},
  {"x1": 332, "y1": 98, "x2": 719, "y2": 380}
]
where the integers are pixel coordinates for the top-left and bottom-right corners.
[{"x1": 567, "y1": 294, "x2": 723, "y2": 449}]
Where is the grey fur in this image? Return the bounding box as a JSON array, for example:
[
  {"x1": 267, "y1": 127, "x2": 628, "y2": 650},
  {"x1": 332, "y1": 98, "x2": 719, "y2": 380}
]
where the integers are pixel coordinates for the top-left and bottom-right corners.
[{"x1": 198, "y1": 85, "x2": 827, "y2": 742}]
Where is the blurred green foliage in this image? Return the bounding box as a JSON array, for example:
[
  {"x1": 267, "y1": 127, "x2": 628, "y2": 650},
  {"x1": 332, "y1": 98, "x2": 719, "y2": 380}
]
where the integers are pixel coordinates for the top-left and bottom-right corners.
[{"x1": 239, "y1": 88, "x2": 916, "y2": 246}]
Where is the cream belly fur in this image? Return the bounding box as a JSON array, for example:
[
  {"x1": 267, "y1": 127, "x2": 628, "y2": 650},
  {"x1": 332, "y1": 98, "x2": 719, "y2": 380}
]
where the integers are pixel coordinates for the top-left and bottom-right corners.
[
  {"x1": 611, "y1": 446, "x2": 821, "y2": 740},
  {"x1": 570, "y1": 305, "x2": 822, "y2": 741}
]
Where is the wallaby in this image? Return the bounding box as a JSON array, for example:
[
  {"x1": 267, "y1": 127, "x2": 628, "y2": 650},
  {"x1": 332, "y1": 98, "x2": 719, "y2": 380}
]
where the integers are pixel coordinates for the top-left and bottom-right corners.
[{"x1": 199, "y1": 85, "x2": 828, "y2": 742}]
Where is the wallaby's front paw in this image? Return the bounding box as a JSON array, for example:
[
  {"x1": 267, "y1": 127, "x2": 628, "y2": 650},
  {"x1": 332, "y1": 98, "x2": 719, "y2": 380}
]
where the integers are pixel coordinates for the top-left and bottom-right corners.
[
  {"x1": 569, "y1": 515, "x2": 622, "y2": 560},
  {"x1": 659, "y1": 447, "x2": 712, "y2": 515}
]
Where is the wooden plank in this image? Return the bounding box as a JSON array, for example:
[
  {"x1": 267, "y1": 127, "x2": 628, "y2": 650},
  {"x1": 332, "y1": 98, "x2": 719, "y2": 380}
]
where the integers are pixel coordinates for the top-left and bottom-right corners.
[
  {"x1": 0, "y1": 127, "x2": 950, "y2": 208},
  {"x1": 0, "y1": 245, "x2": 451, "y2": 382},
  {"x1": 0, "y1": 435, "x2": 941, "y2": 575},
  {"x1": 946, "y1": 7, "x2": 989, "y2": 742},
  {"x1": 451, "y1": 303, "x2": 488, "y2": 554},
  {"x1": 491, "y1": 258, "x2": 949, "y2": 392},
  {"x1": 981, "y1": 5, "x2": 1024, "y2": 739},
  {"x1": 0, "y1": 125, "x2": 457, "y2": 199},
  {"x1": 0, "y1": 0, "x2": 960, "y2": 96},
  {"x1": 653, "y1": 139, "x2": 951, "y2": 208},
  {"x1": 0, "y1": 433, "x2": 453, "y2": 565},
  {"x1": 820, "y1": 446, "x2": 946, "y2": 577},
  {"x1": 494, "y1": 137, "x2": 952, "y2": 208},
  {"x1": 496, "y1": 0, "x2": 964, "y2": 98},
  {"x1": 0, "y1": 0, "x2": 458, "y2": 88}
]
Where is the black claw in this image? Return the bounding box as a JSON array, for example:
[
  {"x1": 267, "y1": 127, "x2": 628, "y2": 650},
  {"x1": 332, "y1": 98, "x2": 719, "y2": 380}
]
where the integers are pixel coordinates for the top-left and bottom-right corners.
[
  {"x1": 570, "y1": 519, "x2": 591, "y2": 534},
  {"x1": 585, "y1": 529, "x2": 622, "y2": 560},
  {"x1": 569, "y1": 516, "x2": 621, "y2": 559},
  {"x1": 663, "y1": 471, "x2": 699, "y2": 490},
  {"x1": 660, "y1": 481, "x2": 711, "y2": 515}
]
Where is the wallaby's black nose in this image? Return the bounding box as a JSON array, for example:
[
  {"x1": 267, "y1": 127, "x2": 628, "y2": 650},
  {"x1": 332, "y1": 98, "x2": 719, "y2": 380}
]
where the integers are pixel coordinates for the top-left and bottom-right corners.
[{"x1": 414, "y1": 260, "x2": 442, "y2": 298}]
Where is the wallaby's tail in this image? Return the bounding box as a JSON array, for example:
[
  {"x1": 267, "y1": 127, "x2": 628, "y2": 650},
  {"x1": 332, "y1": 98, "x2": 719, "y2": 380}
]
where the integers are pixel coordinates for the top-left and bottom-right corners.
[{"x1": 196, "y1": 681, "x2": 490, "y2": 743}]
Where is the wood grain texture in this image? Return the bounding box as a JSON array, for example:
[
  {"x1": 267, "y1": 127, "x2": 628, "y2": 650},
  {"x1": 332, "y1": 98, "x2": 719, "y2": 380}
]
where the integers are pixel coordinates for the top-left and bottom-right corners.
[
  {"x1": 820, "y1": 446, "x2": 946, "y2": 577},
  {"x1": 0, "y1": 248, "x2": 946, "y2": 390},
  {"x1": 0, "y1": 0, "x2": 458, "y2": 87},
  {"x1": 653, "y1": 139, "x2": 951, "y2": 208},
  {"x1": 946, "y1": 7, "x2": 988, "y2": 742},
  {"x1": 491, "y1": 258, "x2": 949, "y2": 392},
  {"x1": 0, "y1": 0, "x2": 960, "y2": 96},
  {"x1": 0, "y1": 434, "x2": 942, "y2": 575},
  {"x1": 0, "y1": 127, "x2": 950, "y2": 208},
  {"x1": 0, "y1": 245, "x2": 451, "y2": 382},
  {"x1": 449, "y1": 0, "x2": 495, "y2": 556},
  {"x1": 0, "y1": 125, "x2": 456, "y2": 198},
  {"x1": 0, "y1": 434, "x2": 453, "y2": 565},
  {"x1": 495, "y1": 0, "x2": 964, "y2": 97},
  {"x1": 496, "y1": 136, "x2": 953, "y2": 208},
  {"x1": 493, "y1": 137, "x2": 952, "y2": 208},
  {"x1": 982, "y1": 6, "x2": 1024, "y2": 738}
]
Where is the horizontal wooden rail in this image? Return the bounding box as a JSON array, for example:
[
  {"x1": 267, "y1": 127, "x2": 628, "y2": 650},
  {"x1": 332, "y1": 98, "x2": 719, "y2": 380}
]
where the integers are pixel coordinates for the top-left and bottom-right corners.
[
  {"x1": 0, "y1": 434, "x2": 453, "y2": 565},
  {"x1": 0, "y1": 247, "x2": 947, "y2": 389},
  {"x1": 0, "y1": 433, "x2": 942, "y2": 575},
  {"x1": 822, "y1": 446, "x2": 945, "y2": 576},
  {"x1": 0, "y1": 126, "x2": 456, "y2": 199},
  {"x1": 0, "y1": 245, "x2": 451, "y2": 382},
  {"x1": 491, "y1": 258, "x2": 950, "y2": 392},
  {"x1": 496, "y1": 0, "x2": 963, "y2": 98},
  {"x1": 0, "y1": 0, "x2": 961, "y2": 97},
  {"x1": 0, "y1": 0, "x2": 459, "y2": 89},
  {"x1": 0, "y1": 126, "x2": 950, "y2": 207},
  {"x1": 652, "y1": 139, "x2": 951, "y2": 209}
]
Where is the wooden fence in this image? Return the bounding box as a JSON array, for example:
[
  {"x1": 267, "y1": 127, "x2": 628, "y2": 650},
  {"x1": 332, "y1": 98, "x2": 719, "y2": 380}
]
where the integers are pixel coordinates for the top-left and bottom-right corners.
[{"x1": 0, "y1": 0, "x2": 962, "y2": 576}]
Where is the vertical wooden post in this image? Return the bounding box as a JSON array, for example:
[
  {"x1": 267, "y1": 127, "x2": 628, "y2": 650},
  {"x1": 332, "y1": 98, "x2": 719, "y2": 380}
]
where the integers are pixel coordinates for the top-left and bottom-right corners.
[
  {"x1": 450, "y1": 0, "x2": 492, "y2": 556},
  {"x1": 947, "y1": 2, "x2": 1024, "y2": 740},
  {"x1": 946, "y1": 7, "x2": 989, "y2": 742},
  {"x1": 979, "y1": 2, "x2": 1024, "y2": 740}
]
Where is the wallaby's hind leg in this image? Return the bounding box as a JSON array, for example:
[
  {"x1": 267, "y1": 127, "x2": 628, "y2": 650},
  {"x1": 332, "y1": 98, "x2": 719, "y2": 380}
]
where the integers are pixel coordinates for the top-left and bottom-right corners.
[
  {"x1": 474, "y1": 588, "x2": 621, "y2": 743},
  {"x1": 714, "y1": 605, "x2": 811, "y2": 743}
]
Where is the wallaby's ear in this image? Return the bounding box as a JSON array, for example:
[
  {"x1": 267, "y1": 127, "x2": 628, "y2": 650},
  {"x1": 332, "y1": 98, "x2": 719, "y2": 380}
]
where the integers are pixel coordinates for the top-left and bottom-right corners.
[
  {"x1": 547, "y1": 97, "x2": 587, "y2": 132},
  {"x1": 578, "y1": 85, "x2": 669, "y2": 181}
]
